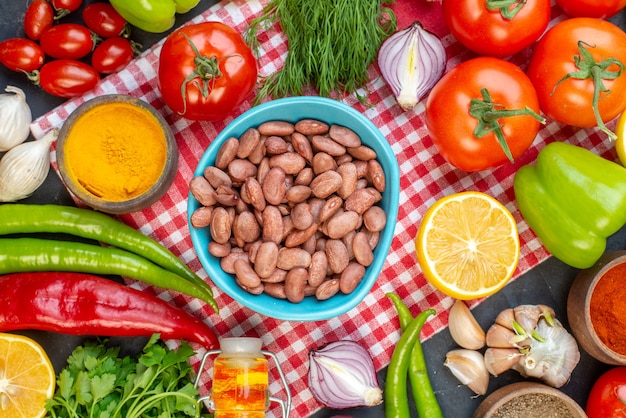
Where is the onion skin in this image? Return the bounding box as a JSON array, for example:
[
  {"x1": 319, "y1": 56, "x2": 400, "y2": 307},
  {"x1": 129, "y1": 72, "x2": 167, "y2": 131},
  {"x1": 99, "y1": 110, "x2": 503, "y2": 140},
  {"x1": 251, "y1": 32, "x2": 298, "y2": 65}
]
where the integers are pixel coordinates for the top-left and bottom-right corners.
[
  {"x1": 378, "y1": 21, "x2": 446, "y2": 111},
  {"x1": 308, "y1": 340, "x2": 382, "y2": 409}
]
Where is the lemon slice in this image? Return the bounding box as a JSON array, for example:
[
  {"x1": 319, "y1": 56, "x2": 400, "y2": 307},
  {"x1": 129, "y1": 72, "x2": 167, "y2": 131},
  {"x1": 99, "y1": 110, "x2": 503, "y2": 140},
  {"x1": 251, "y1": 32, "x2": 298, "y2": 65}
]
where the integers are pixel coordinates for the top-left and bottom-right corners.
[
  {"x1": 0, "y1": 333, "x2": 55, "y2": 418},
  {"x1": 415, "y1": 191, "x2": 520, "y2": 300}
]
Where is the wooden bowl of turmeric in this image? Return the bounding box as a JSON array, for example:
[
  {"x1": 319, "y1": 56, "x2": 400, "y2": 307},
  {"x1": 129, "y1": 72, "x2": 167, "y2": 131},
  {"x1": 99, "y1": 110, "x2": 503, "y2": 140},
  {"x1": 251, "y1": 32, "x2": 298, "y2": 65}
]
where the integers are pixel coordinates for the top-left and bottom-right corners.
[
  {"x1": 57, "y1": 94, "x2": 178, "y2": 214},
  {"x1": 568, "y1": 250, "x2": 626, "y2": 366}
]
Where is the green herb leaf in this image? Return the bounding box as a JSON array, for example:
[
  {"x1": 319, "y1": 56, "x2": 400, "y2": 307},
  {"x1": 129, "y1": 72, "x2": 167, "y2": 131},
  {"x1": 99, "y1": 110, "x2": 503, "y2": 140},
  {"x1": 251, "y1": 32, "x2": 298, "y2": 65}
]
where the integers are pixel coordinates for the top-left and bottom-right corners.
[{"x1": 46, "y1": 335, "x2": 202, "y2": 418}]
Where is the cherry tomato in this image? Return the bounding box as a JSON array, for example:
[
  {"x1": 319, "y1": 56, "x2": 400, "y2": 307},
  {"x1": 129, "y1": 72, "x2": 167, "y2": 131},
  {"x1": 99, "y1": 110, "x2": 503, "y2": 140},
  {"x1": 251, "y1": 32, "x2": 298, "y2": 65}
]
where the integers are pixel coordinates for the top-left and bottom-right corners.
[
  {"x1": 587, "y1": 367, "x2": 626, "y2": 417},
  {"x1": 37, "y1": 59, "x2": 100, "y2": 98},
  {"x1": 82, "y1": 2, "x2": 128, "y2": 38},
  {"x1": 555, "y1": 0, "x2": 626, "y2": 18},
  {"x1": 527, "y1": 18, "x2": 626, "y2": 139},
  {"x1": 442, "y1": 0, "x2": 550, "y2": 57},
  {"x1": 425, "y1": 57, "x2": 542, "y2": 172},
  {"x1": 23, "y1": 0, "x2": 54, "y2": 41},
  {"x1": 0, "y1": 38, "x2": 45, "y2": 72},
  {"x1": 51, "y1": 0, "x2": 82, "y2": 17},
  {"x1": 39, "y1": 23, "x2": 95, "y2": 60},
  {"x1": 92, "y1": 37, "x2": 135, "y2": 74},
  {"x1": 158, "y1": 22, "x2": 258, "y2": 121}
]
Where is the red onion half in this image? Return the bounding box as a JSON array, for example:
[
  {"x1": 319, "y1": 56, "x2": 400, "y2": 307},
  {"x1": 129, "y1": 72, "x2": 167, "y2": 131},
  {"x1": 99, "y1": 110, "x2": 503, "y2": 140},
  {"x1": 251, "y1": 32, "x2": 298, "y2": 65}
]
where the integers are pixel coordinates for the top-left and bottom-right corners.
[
  {"x1": 308, "y1": 340, "x2": 382, "y2": 409},
  {"x1": 378, "y1": 21, "x2": 446, "y2": 111}
]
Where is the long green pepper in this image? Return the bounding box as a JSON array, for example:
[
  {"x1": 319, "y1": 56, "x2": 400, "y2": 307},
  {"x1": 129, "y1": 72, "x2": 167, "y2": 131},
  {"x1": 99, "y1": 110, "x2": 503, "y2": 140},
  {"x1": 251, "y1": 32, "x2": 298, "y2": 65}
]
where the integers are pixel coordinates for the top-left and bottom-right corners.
[
  {"x1": 0, "y1": 237, "x2": 218, "y2": 311},
  {"x1": 385, "y1": 293, "x2": 443, "y2": 418},
  {"x1": 0, "y1": 204, "x2": 215, "y2": 309}
]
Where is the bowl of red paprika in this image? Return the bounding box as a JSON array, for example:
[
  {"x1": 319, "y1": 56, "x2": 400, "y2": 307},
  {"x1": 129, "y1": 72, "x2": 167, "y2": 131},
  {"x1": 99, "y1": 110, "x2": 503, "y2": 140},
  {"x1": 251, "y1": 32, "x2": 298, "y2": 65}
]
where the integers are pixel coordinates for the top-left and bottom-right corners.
[{"x1": 568, "y1": 251, "x2": 626, "y2": 365}]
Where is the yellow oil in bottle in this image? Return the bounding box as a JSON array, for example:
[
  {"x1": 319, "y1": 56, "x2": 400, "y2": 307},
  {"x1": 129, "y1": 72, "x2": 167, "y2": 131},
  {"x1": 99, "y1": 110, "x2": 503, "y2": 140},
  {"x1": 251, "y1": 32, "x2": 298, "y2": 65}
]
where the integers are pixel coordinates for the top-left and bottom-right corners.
[{"x1": 210, "y1": 338, "x2": 270, "y2": 418}]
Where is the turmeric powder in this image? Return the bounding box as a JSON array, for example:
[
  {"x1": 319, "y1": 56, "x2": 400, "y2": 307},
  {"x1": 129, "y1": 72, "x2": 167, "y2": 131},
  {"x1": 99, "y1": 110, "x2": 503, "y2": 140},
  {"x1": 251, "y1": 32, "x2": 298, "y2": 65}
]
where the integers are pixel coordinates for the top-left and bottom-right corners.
[{"x1": 63, "y1": 102, "x2": 167, "y2": 202}]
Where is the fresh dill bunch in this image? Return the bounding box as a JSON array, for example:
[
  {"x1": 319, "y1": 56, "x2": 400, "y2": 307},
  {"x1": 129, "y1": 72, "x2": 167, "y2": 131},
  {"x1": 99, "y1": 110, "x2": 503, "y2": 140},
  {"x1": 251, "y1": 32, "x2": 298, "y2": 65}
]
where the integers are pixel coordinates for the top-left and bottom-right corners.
[{"x1": 245, "y1": 0, "x2": 397, "y2": 103}]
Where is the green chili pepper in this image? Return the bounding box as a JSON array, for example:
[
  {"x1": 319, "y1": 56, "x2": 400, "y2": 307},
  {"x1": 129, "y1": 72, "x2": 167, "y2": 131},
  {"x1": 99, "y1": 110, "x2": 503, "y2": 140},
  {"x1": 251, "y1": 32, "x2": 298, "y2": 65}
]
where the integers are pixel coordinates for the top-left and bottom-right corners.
[
  {"x1": 109, "y1": 0, "x2": 200, "y2": 33},
  {"x1": 514, "y1": 141, "x2": 626, "y2": 269},
  {"x1": 386, "y1": 292, "x2": 413, "y2": 330},
  {"x1": 385, "y1": 304, "x2": 442, "y2": 418},
  {"x1": 0, "y1": 237, "x2": 217, "y2": 311},
  {"x1": 0, "y1": 204, "x2": 215, "y2": 307}
]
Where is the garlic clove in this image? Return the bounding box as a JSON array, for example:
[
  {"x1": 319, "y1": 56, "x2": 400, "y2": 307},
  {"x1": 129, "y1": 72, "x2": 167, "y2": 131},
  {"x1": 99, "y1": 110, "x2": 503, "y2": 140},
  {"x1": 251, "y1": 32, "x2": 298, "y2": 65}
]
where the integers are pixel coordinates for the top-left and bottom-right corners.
[
  {"x1": 448, "y1": 299, "x2": 486, "y2": 350},
  {"x1": 0, "y1": 129, "x2": 57, "y2": 202},
  {"x1": 0, "y1": 86, "x2": 32, "y2": 152},
  {"x1": 444, "y1": 349, "x2": 490, "y2": 396},
  {"x1": 513, "y1": 304, "x2": 542, "y2": 334},
  {"x1": 495, "y1": 308, "x2": 515, "y2": 329},
  {"x1": 484, "y1": 347, "x2": 521, "y2": 377},
  {"x1": 485, "y1": 323, "x2": 520, "y2": 349}
]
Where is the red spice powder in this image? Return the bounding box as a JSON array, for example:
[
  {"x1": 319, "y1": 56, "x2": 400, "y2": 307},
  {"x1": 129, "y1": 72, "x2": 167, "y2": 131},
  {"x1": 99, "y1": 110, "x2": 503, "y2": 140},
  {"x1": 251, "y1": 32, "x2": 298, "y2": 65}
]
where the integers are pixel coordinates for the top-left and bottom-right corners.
[{"x1": 590, "y1": 262, "x2": 626, "y2": 355}]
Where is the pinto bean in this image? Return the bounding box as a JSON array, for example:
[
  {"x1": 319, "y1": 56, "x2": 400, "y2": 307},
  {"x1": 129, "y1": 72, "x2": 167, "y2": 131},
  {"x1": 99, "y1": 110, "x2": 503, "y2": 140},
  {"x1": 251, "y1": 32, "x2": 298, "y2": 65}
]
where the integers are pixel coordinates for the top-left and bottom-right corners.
[
  {"x1": 215, "y1": 137, "x2": 239, "y2": 169},
  {"x1": 258, "y1": 120, "x2": 294, "y2": 136},
  {"x1": 295, "y1": 119, "x2": 329, "y2": 136}
]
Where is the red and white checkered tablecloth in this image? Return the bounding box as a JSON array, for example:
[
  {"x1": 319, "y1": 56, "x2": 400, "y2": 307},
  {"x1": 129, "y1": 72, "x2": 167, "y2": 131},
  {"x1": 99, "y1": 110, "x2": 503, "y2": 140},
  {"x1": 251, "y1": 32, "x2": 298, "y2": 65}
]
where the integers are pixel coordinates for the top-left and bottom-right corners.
[{"x1": 30, "y1": 0, "x2": 617, "y2": 416}]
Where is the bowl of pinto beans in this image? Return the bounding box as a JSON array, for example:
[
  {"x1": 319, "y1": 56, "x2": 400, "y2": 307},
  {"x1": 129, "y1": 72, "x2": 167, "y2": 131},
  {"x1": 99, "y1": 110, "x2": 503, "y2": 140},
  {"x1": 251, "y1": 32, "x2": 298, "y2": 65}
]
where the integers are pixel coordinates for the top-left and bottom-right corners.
[{"x1": 187, "y1": 97, "x2": 400, "y2": 321}]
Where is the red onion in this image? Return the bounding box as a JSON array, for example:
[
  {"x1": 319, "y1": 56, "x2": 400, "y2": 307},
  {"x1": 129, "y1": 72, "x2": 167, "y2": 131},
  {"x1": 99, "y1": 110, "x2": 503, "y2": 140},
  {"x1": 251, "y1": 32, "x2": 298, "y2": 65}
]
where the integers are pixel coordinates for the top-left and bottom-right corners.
[
  {"x1": 378, "y1": 21, "x2": 446, "y2": 111},
  {"x1": 308, "y1": 340, "x2": 382, "y2": 409}
]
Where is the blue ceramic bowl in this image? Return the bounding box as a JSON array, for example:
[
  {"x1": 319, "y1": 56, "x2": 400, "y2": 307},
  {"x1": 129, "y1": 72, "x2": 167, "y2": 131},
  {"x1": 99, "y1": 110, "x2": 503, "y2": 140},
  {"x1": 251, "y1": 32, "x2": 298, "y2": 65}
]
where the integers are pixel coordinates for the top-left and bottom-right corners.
[{"x1": 188, "y1": 97, "x2": 400, "y2": 321}]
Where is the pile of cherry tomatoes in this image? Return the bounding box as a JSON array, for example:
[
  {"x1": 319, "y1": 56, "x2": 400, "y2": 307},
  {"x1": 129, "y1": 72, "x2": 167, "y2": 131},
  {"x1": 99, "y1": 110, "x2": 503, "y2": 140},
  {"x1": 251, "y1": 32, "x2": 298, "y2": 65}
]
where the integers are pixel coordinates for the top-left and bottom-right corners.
[{"x1": 0, "y1": 0, "x2": 138, "y2": 97}]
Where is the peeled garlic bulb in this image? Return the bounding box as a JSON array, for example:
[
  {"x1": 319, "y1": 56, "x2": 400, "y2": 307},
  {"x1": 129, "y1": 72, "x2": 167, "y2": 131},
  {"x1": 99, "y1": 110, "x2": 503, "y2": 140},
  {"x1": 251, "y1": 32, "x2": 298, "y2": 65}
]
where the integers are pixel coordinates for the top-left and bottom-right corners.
[
  {"x1": 0, "y1": 129, "x2": 57, "y2": 202},
  {"x1": 0, "y1": 86, "x2": 32, "y2": 151},
  {"x1": 448, "y1": 299, "x2": 486, "y2": 350},
  {"x1": 444, "y1": 349, "x2": 490, "y2": 396}
]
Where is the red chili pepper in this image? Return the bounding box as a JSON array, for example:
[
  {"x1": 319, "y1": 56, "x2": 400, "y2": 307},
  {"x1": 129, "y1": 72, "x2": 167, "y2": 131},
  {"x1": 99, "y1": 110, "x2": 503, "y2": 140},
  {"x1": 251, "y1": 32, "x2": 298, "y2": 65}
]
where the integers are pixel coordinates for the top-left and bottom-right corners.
[{"x1": 0, "y1": 272, "x2": 219, "y2": 349}]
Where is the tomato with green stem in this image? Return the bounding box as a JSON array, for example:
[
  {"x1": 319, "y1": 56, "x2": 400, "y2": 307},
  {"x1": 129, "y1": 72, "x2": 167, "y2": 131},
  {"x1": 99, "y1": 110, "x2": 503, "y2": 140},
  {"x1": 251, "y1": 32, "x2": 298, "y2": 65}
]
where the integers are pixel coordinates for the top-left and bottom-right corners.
[
  {"x1": 92, "y1": 37, "x2": 138, "y2": 74},
  {"x1": 442, "y1": 0, "x2": 550, "y2": 57},
  {"x1": 23, "y1": 0, "x2": 54, "y2": 41},
  {"x1": 555, "y1": 0, "x2": 626, "y2": 18},
  {"x1": 425, "y1": 56, "x2": 545, "y2": 172},
  {"x1": 527, "y1": 18, "x2": 626, "y2": 141},
  {"x1": 586, "y1": 367, "x2": 626, "y2": 417},
  {"x1": 158, "y1": 22, "x2": 257, "y2": 121},
  {"x1": 0, "y1": 38, "x2": 45, "y2": 72},
  {"x1": 82, "y1": 2, "x2": 129, "y2": 39}
]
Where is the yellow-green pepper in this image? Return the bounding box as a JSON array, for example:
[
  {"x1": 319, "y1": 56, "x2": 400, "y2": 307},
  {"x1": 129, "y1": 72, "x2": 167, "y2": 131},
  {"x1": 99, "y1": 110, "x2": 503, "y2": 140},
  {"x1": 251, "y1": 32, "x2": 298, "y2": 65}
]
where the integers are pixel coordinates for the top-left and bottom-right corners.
[
  {"x1": 514, "y1": 141, "x2": 626, "y2": 269},
  {"x1": 110, "y1": 0, "x2": 201, "y2": 33}
]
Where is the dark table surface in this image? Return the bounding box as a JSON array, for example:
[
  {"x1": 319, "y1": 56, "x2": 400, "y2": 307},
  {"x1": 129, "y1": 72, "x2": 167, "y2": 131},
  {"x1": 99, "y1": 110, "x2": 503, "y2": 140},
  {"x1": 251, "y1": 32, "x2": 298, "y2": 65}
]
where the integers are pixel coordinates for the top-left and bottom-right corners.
[{"x1": 1, "y1": 1, "x2": 624, "y2": 417}]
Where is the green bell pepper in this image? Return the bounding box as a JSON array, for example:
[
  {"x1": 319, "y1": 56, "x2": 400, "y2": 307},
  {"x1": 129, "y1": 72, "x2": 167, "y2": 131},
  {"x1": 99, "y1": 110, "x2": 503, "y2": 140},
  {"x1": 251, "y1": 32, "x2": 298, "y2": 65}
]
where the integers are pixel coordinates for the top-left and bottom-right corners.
[
  {"x1": 110, "y1": 0, "x2": 200, "y2": 33},
  {"x1": 514, "y1": 141, "x2": 626, "y2": 269}
]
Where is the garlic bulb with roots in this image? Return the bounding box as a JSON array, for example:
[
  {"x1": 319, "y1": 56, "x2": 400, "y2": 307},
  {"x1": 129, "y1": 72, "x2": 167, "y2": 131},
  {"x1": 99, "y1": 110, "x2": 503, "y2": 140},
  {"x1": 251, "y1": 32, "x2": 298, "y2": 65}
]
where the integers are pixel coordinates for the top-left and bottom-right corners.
[{"x1": 484, "y1": 304, "x2": 580, "y2": 388}]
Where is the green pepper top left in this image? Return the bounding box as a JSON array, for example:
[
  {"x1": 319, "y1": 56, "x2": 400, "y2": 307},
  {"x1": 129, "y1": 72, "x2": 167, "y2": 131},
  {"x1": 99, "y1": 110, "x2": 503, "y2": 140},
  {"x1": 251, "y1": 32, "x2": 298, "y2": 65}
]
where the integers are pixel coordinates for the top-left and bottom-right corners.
[
  {"x1": 0, "y1": 203, "x2": 217, "y2": 311},
  {"x1": 109, "y1": 0, "x2": 201, "y2": 33}
]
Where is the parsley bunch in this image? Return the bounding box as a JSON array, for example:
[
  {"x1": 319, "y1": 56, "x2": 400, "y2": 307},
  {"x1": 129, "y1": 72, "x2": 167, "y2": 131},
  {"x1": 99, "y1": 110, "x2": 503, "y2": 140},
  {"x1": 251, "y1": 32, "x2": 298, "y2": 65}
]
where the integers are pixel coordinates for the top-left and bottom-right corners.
[{"x1": 45, "y1": 334, "x2": 207, "y2": 418}]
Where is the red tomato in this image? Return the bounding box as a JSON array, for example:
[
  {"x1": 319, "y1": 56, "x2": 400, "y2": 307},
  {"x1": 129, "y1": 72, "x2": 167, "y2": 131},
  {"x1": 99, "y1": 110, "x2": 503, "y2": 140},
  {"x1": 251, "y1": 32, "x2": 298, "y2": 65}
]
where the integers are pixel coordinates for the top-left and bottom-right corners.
[
  {"x1": 23, "y1": 0, "x2": 54, "y2": 41},
  {"x1": 92, "y1": 37, "x2": 135, "y2": 74},
  {"x1": 442, "y1": 0, "x2": 550, "y2": 57},
  {"x1": 425, "y1": 57, "x2": 542, "y2": 172},
  {"x1": 37, "y1": 60, "x2": 100, "y2": 98},
  {"x1": 555, "y1": 0, "x2": 626, "y2": 18},
  {"x1": 0, "y1": 38, "x2": 45, "y2": 72},
  {"x1": 587, "y1": 367, "x2": 626, "y2": 417},
  {"x1": 527, "y1": 18, "x2": 626, "y2": 135},
  {"x1": 39, "y1": 23, "x2": 95, "y2": 60},
  {"x1": 82, "y1": 2, "x2": 128, "y2": 38},
  {"x1": 51, "y1": 0, "x2": 82, "y2": 16},
  {"x1": 158, "y1": 22, "x2": 258, "y2": 121}
]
